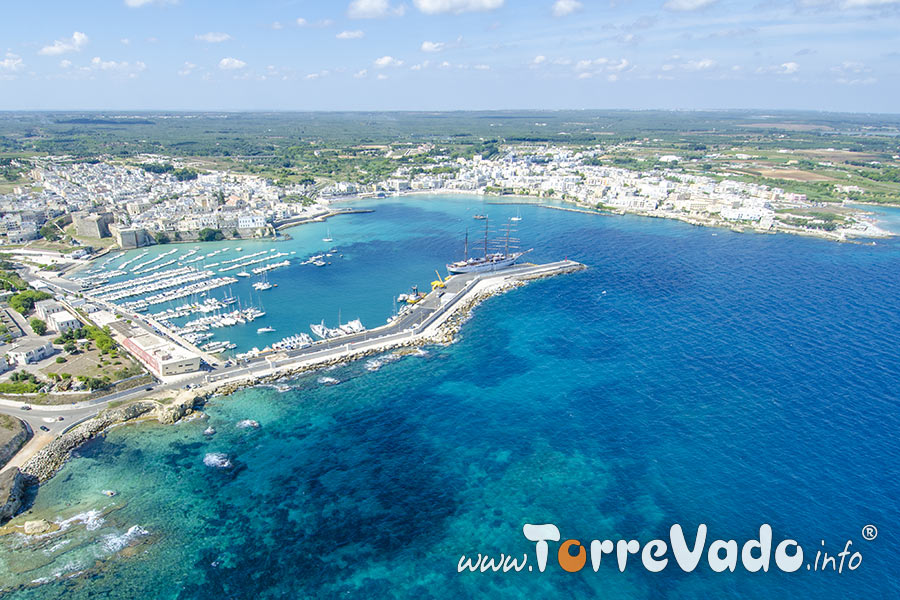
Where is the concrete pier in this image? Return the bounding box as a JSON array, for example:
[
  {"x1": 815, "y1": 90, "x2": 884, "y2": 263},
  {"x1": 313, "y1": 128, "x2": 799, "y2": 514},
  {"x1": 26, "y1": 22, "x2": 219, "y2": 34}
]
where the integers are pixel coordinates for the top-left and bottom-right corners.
[{"x1": 206, "y1": 259, "x2": 586, "y2": 386}]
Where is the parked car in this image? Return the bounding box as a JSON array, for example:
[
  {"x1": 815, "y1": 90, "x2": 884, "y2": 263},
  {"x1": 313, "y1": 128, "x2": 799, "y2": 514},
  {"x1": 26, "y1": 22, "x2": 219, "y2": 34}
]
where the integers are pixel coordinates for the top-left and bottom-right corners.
[
  {"x1": 39, "y1": 425, "x2": 49, "y2": 432},
  {"x1": 21, "y1": 405, "x2": 31, "y2": 411}
]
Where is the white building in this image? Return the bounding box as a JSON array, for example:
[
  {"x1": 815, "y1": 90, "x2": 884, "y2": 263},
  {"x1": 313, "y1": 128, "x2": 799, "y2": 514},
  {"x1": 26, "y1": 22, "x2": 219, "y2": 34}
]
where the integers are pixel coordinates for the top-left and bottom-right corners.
[
  {"x1": 8, "y1": 340, "x2": 55, "y2": 365},
  {"x1": 48, "y1": 310, "x2": 82, "y2": 333}
]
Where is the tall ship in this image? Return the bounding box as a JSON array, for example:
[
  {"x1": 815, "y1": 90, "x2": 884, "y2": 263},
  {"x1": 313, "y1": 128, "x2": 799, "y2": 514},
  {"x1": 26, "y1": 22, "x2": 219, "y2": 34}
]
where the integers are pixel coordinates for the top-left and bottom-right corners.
[{"x1": 446, "y1": 218, "x2": 530, "y2": 275}]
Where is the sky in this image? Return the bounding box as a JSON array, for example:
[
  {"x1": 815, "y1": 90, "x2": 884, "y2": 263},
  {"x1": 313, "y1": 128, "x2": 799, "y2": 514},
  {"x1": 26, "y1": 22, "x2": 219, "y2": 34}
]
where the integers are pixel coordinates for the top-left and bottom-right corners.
[{"x1": 0, "y1": 0, "x2": 898, "y2": 112}]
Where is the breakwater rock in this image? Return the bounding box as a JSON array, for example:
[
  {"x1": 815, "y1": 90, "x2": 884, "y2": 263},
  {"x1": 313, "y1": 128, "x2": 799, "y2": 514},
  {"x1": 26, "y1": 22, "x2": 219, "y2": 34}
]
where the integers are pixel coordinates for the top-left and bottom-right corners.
[
  {"x1": 21, "y1": 401, "x2": 158, "y2": 483},
  {"x1": 0, "y1": 468, "x2": 26, "y2": 522},
  {"x1": 21, "y1": 395, "x2": 206, "y2": 484}
]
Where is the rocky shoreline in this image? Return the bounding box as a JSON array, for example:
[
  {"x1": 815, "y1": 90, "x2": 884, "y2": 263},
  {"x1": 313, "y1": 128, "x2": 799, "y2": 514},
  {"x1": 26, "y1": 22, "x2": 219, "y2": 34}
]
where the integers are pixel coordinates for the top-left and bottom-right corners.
[
  {"x1": 19, "y1": 394, "x2": 205, "y2": 485},
  {"x1": 0, "y1": 263, "x2": 585, "y2": 521}
]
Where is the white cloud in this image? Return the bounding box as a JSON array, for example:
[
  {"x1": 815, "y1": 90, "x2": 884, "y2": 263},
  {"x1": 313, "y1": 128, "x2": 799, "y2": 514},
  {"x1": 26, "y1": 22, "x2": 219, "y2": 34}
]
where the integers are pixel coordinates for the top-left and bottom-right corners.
[
  {"x1": 531, "y1": 55, "x2": 547, "y2": 65},
  {"x1": 377, "y1": 73, "x2": 388, "y2": 79},
  {"x1": 841, "y1": 0, "x2": 900, "y2": 6},
  {"x1": 59, "y1": 59, "x2": 72, "y2": 69},
  {"x1": 337, "y1": 30, "x2": 365, "y2": 39},
  {"x1": 552, "y1": 0, "x2": 582, "y2": 17},
  {"x1": 780, "y1": 61, "x2": 799, "y2": 74},
  {"x1": 574, "y1": 57, "x2": 631, "y2": 79},
  {"x1": 756, "y1": 62, "x2": 800, "y2": 75},
  {"x1": 413, "y1": 0, "x2": 504, "y2": 14},
  {"x1": 124, "y1": 0, "x2": 178, "y2": 6},
  {"x1": 800, "y1": 0, "x2": 900, "y2": 7},
  {"x1": 831, "y1": 60, "x2": 869, "y2": 73},
  {"x1": 195, "y1": 32, "x2": 231, "y2": 43},
  {"x1": 374, "y1": 55, "x2": 403, "y2": 68},
  {"x1": 121, "y1": 38, "x2": 131, "y2": 45},
  {"x1": 0, "y1": 53, "x2": 23, "y2": 72},
  {"x1": 219, "y1": 57, "x2": 246, "y2": 70},
  {"x1": 271, "y1": 21, "x2": 284, "y2": 30},
  {"x1": 664, "y1": 0, "x2": 717, "y2": 10},
  {"x1": 39, "y1": 31, "x2": 89, "y2": 56},
  {"x1": 473, "y1": 63, "x2": 490, "y2": 70},
  {"x1": 296, "y1": 17, "x2": 335, "y2": 27},
  {"x1": 354, "y1": 69, "x2": 368, "y2": 78},
  {"x1": 86, "y1": 56, "x2": 147, "y2": 78},
  {"x1": 178, "y1": 61, "x2": 197, "y2": 76},
  {"x1": 421, "y1": 40, "x2": 446, "y2": 52},
  {"x1": 348, "y1": 0, "x2": 406, "y2": 18},
  {"x1": 685, "y1": 58, "x2": 716, "y2": 70}
]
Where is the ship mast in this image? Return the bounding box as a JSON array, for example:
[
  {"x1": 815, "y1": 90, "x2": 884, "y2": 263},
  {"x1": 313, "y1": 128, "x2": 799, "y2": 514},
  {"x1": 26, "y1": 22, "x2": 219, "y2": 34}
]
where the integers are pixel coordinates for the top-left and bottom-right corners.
[
  {"x1": 505, "y1": 220, "x2": 510, "y2": 256},
  {"x1": 464, "y1": 228, "x2": 468, "y2": 261},
  {"x1": 484, "y1": 217, "x2": 489, "y2": 257}
]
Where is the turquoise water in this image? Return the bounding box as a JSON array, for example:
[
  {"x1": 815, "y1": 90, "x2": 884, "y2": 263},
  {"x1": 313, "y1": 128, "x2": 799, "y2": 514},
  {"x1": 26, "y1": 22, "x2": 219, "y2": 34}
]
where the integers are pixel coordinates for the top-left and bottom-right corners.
[
  {"x1": 2, "y1": 195, "x2": 899, "y2": 598},
  {"x1": 849, "y1": 203, "x2": 900, "y2": 235}
]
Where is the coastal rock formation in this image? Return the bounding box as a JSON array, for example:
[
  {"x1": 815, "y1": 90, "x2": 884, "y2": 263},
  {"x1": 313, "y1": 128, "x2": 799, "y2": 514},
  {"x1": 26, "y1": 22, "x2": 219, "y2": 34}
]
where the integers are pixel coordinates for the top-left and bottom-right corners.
[
  {"x1": 0, "y1": 416, "x2": 30, "y2": 470},
  {"x1": 154, "y1": 393, "x2": 203, "y2": 425},
  {"x1": 0, "y1": 467, "x2": 26, "y2": 522},
  {"x1": 20, "y1": 395, "x2": 208, "y2": 484},
  {"x1": 23, "y1": 519, "x2": 53, "y2": 535},
  {"x1": 21, "y1": 401, "x2": 158, "y2": 483}
]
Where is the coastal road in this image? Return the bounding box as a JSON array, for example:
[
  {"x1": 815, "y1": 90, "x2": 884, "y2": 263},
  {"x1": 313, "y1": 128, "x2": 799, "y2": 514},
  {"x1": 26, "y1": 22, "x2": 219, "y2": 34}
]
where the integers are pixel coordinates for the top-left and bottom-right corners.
[{"x1": 0, "y1": 260, "x2": 582, "y2": 471}]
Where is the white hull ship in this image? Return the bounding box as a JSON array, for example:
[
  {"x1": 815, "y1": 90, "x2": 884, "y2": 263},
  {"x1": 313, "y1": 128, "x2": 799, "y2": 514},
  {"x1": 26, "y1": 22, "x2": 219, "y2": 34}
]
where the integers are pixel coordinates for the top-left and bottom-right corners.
[{"x1": 446, "y1": 218, "x2": 530, "y2": 275}]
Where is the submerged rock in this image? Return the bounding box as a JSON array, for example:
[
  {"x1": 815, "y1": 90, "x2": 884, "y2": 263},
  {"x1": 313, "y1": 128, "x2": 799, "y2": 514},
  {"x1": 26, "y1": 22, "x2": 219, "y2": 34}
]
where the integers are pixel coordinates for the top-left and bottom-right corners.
[
  {"x1": 23, "y1": 519, "x2": 53, "y2": 535},
  {"x1": 203, "y1": 427, "x2": 216, "y2": 436},
  {"x1": 203, "y1": 453, "x2": 232, "y2": 469},
  {"x1": 235, "y1": 419, "x2": 259, "y2": 429}
]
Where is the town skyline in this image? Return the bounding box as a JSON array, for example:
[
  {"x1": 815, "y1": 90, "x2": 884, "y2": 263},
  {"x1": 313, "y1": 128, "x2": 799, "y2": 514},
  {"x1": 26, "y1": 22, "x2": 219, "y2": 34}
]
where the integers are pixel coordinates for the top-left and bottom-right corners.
[{"x1": 1, "y1": 0, "x2": 899, "y2": 112}]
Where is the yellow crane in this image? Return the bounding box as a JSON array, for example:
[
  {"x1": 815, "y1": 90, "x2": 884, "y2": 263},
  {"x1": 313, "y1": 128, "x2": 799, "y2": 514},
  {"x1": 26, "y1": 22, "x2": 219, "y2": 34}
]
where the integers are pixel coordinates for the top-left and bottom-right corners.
[{"x1": 431, "y1": 270, "x2": 447, "y2": 291}]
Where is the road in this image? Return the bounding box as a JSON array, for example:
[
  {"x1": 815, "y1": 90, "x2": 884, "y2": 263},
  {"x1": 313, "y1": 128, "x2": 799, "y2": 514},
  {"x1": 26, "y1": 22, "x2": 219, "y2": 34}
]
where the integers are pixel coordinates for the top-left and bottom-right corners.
[{"x1": 0, "y1": 260, "x2": 582, "y2": 469}]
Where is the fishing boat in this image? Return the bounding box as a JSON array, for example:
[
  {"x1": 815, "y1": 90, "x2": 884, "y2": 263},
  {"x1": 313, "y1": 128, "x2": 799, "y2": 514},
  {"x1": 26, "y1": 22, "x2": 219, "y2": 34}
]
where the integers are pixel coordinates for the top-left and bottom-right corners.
[
  {"x1": 310, "y1": 320, "x2": 331, "y2": 339},
  {"x1": 446, "y1": 218, "x2": 531, "y2": 275}
]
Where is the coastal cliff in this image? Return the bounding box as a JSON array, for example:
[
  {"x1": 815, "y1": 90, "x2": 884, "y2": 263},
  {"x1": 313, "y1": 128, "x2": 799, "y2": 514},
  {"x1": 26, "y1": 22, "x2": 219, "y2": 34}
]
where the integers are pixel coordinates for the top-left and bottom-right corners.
[
  {"x1": 21, "y1": 394, "x2": 205, "y2": 484},
  {"x1": 0, "y1": 468, "x2": 26, "y2": 522},
  {"x1": 0, "y1": 416, "x2": 30, "y2": 470}
]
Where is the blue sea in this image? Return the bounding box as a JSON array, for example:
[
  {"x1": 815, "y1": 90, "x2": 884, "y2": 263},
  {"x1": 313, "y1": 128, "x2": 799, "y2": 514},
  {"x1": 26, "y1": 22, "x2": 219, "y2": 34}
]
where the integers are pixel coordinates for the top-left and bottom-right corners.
[{"x1": 1, "y1": 196, "x2": 899, "y2": 599}]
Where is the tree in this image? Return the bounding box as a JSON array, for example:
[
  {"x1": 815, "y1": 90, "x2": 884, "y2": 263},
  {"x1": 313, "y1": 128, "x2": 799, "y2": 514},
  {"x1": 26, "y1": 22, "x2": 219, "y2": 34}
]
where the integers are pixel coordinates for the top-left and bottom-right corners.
[
  {"x1": 29, "y1": 318, "x2": 47, "y2": 336},
  {"x1": 64, "y1": 339, "x2": 78, "y2": 353},
  {"x1": 198, "y1": 228, "x2": 225, "y2": 242},
  {"x1": 39, "y1": 223, "x2": 61, "y2": 241},
  {"x1": 9, "y1": 290, "x2": 52, "y2": 314}
]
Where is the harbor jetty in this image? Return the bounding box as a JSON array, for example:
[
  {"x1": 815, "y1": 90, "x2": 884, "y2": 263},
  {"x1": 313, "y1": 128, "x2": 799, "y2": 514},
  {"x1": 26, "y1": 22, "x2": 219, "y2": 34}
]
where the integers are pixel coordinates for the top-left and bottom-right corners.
[
  {"x1": 204, "y1": 259, "x2": 585, "y2": 388},
  {"x1": 0, "y1": 259, "x2": 585, "y2": 500}
]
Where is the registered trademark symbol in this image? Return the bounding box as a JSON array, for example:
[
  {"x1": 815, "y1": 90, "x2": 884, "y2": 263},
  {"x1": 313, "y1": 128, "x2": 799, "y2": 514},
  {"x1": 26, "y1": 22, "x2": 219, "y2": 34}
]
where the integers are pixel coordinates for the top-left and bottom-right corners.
[{"x1": 862, "y1": 525, "x2": 878, "y2": 541}]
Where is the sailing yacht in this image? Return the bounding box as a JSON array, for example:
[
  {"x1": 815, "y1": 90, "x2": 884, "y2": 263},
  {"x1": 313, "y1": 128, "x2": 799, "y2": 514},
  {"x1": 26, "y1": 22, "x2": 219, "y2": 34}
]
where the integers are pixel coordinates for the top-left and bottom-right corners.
[
  {"x1": 511, "y1": 208, "x2": 522, "y2": 222},
  {"x1": 446, "y1": 218, "x2": 530, "y2": 275},
  {"x1": 322, "y1": 227, "x2": 333, "y2": 243}
]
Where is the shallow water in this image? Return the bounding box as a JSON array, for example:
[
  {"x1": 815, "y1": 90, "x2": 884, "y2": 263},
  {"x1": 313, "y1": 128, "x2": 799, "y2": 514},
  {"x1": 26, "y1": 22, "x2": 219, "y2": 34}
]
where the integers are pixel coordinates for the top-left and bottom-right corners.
[{"x1": 3, "y1": 196, "x2": 899, "y2": 598}]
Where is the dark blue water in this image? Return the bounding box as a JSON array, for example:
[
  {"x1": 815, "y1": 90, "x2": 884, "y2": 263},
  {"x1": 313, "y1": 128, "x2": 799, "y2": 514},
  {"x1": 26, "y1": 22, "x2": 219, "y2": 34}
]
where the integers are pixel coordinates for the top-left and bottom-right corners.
[{"x1": 2, "y1": 196, "x2": 899, "y2": 598}]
